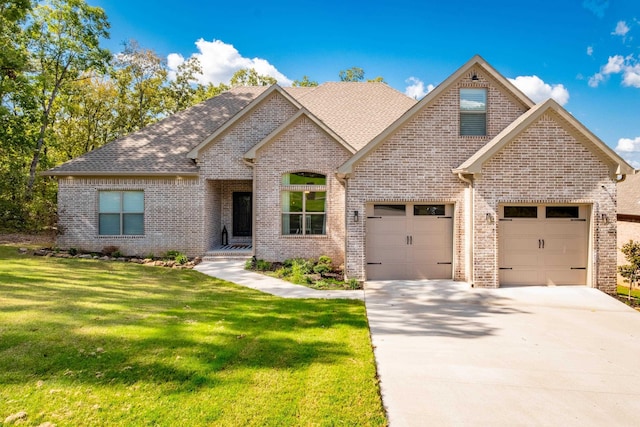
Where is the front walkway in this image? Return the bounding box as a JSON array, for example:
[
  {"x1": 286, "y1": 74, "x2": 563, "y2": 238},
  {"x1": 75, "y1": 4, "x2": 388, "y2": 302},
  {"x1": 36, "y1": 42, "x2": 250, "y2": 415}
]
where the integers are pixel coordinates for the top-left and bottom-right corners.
[{"x1": 194, "y1": 260, "x2": 364, "y2": 300}]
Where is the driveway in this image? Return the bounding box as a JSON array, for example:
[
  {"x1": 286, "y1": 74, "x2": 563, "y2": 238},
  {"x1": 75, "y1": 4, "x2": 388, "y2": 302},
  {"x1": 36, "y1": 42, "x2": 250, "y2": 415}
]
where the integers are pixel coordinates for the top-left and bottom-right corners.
[{"x1": 365, "y1": 280, "x2": 640, "y2": 426}]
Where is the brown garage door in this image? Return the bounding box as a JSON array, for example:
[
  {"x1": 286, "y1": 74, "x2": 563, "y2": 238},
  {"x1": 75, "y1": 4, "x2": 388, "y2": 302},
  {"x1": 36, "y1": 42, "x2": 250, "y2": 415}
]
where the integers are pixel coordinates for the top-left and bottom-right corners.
[
  {"x1": 366, "y1": 203, "x2": 453, "y2": 280},
  {"x1": 499, "y1": 205, "x2": 589, "y2": 286}
]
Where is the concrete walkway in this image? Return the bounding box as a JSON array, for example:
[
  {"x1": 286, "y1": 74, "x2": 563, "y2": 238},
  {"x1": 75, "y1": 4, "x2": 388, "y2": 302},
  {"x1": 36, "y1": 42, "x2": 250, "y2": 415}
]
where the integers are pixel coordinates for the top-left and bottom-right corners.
[
  {"x1": 365, "y1": 280, "x2": 640, "y2": 426},
  {"x1": 194, "y1": 260, "x2": 364, "y2": 299}
]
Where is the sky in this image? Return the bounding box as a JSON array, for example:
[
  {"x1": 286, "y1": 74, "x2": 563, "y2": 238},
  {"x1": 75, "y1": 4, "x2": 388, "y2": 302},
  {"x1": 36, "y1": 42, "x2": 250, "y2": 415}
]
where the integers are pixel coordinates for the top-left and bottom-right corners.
[{"x1": 92, "y1": 0, "x2": 640, "y2": 168}]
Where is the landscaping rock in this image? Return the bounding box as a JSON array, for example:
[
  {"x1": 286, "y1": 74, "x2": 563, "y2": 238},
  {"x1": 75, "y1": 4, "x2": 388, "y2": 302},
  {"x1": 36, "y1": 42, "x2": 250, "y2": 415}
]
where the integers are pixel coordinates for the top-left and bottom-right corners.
[
  {"x1": 99, "y1": 256, "x2": 110, "y2": 261},
  {"x1": 78, "y1": 254, "x2": 92, "y2": 259},
  {"x1": 4, "y1": 411, "x2": 27, "y2": 424},
  {"x1": 116, "y1": 257, "x2": 127, "y2": 262},
  {"x1": 18, "y1": 247, "x2": 28, "y2": 254}
]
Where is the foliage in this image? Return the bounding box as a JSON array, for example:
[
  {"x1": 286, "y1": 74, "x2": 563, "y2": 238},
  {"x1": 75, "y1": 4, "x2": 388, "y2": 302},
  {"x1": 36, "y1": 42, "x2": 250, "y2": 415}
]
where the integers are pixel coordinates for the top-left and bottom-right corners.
[
  {"x1": 230, "y1": 68, "x2": 277, "y2": 86},
  {"x1": 339, "y1": 67, "x2": 365, "y2": 82},
  {"x1": 292, "y1": 75, "x2": 318, "y2": 87},
  {"x1": 0, "y1": 245, "x2": 385, "y2": 426},
  {"x1": 618, "y1": 240, "x2": 640, "y2": 287},
  {"x1": 247, "y1": 256, "x2": 363, "y2": 290}
]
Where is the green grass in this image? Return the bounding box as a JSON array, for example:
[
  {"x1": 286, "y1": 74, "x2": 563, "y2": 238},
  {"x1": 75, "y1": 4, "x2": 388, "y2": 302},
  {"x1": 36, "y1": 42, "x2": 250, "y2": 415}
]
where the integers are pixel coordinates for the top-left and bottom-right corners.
[
  {"x1": 0, "y1": 245, "x2": 385, "y2": 426},
  {"x1": 618, "y1": 284, "x2": 640, "y2": 299}
]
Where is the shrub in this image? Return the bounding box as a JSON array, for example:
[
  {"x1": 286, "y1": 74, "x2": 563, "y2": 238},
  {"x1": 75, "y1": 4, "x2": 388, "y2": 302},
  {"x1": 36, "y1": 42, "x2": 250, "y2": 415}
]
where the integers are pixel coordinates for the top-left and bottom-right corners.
[
  {"x1": 102, "y1": 246, "x2": 119, "y2": 256},
  {"x1": 68, "y1": 247, "x2": 78, "y2": 256},
  {"x1": 112, "y1": 250, "x2": 123, "y2": 258},
  {"x1": 175, "y1": 253, "x2": 188, "y2": 265},
  {"x1": 317, "y1": 255, "x2": 332, "y2": 266},
  {"x1": 313, "y1": 263, "x2": 331, "y2": 276},
  {"x1": 256, "y1": 259, "x2": 273, "y2": 271},
  {"x1": 348, "y1": 278, "x2": 361, "y2": 290},
  {"x1": 619, "y1": 240, "x2": 640, "y2": 288}
]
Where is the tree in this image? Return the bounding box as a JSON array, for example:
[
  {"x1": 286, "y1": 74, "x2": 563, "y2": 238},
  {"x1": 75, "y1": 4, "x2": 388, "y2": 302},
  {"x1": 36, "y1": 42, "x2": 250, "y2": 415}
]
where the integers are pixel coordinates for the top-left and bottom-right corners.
[
  {"x1": 112, "y1": 40, "x2": 167, "y2": 134},
  {"x1": 166, "y1": 57, "x2": 203, "y2": 113},
  {"x1": 292, "y1": 75, "x2": 318, "y2": 87},
  {"x1": 25, "y1": 0, "x2": 111, "y2": 195},
  {"x1": 0, "y1": 0, "x2": 31, "y2": 101},
  {"x1": 339, "y1": 67, "x2": 365, "y2": 82},
  {"x1": 230, "y1": 68, "x2": 277, "y2": 87},
  {"x1": 619, "y1": 240, "x2": 640, "y2": 300}
]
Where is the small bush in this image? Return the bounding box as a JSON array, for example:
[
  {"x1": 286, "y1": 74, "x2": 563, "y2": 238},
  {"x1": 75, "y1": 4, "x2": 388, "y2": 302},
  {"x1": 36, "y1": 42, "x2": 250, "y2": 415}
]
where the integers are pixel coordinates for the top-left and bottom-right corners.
[
  {"x1": 313, "y1": 263, "x2": 331, "y2": 276},
  {"x1": 112, "y1": 250, "x2": 123, "y2": 258},
  {"x1": 165, "y1": 250, "x2": 181, "y2": 259},
  {"x1": 317, "y1": 255, "x2": 332, "y2": 266},
  {"x1": 68, "y1": 247, "x2": 78, "y2": 256},
  {"x1": 102, "y1": 246, "x2": 119, "y2": 256},
  {"x1": 348, "y1": 278, "x2": 361, "y2": 290},
  {"x1": 175, "y1": 253, "x2": 188, "y2": 265},
  {"x1": 256, "y1": 259, "x2": 273, "y2": 271}
]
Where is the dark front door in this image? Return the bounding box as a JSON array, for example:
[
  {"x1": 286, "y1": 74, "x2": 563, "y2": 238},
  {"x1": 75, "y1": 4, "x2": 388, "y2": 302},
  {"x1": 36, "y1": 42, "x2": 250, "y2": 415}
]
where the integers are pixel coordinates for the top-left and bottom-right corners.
[{"x1": 232, "y1": 192, "x2": 252, "y2": 237}]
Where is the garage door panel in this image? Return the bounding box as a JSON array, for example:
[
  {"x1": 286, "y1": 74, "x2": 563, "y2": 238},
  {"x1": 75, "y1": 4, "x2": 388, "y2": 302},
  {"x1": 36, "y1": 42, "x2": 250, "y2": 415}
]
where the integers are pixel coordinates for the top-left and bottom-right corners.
[
  {"x1": 500, "y1": 268, "x2": 541, "y2": 286},
  {"x1": 544, "y1": 268, "x2": 587, "y2": 286},
  {"x1": 366, "y1": 204, "x2": 453, "y2": 280},
  {"x1": 502, "y1": 252, "x2": 543, "y2": 268}
]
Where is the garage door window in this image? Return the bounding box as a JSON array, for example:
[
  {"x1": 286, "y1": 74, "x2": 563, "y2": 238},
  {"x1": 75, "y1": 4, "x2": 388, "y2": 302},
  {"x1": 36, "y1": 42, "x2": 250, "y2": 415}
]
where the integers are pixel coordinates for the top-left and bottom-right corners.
[
  {"x1": 504, "y1": 206, "x2": 537, "y2": 218},
  {"x1": 546, "y1": 206, "x2": 579, "y2": 218},
  {"x1": 373, "y1": 205, "x2": 406, "y2": 216},
  {"x1": 414, "y1": 205, "x2": 445, "y2": 216}
]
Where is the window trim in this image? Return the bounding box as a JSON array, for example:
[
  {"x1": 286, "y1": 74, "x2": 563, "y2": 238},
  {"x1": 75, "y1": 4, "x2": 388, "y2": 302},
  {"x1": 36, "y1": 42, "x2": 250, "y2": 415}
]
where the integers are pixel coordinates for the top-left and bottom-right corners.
[
  {"x1": 98, "y1": 190, "x2": 145, "y2": 236},
  {"x1": 460, "y1": 88, "x2": 487, "y2": 136},
  {"x1": 281, "y1": 172, "x2": 327, "y2": 236}
]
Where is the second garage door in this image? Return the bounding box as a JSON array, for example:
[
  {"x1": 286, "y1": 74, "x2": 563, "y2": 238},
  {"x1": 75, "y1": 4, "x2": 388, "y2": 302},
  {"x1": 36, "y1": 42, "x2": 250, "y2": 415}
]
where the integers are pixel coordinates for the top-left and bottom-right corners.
[
  {"x1": 499, "y1": 205, "x2": 589, "y2": 286},
  {"x1": 366, "y1": 203, "x2": 453, "y2": 280}
]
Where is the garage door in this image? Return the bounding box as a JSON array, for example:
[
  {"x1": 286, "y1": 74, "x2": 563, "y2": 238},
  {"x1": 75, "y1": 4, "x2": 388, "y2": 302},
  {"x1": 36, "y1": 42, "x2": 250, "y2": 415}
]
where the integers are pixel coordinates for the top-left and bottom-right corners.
[
  {"x1": 366, "y1": 203, "x2": 453, "y2": 280},
  {"x1": 499, "y1": 205, "x2": 589, "y2": 286}
]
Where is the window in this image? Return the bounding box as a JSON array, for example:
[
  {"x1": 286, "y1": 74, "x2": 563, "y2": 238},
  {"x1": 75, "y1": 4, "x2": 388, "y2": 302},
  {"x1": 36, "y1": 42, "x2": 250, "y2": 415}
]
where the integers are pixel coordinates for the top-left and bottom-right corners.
[
  {"x1": 546, "y1": 206, "x2": 579, "y2": 218},
  {"x1": 460, "y1": 88, "x2": 487, "y2": 136},
  {"x1": 374, "y1": 205, "x2": 406, "y2": 216},
  {"x1": 504, "y1": 206, "x2": 537, "y2": 218},
  {"x1": 414, "y1": 205, "x2": 445, "y2": 216},
  {"x1": 99, "y1": 191, "x2": 144, "y2": 235},
  {"x1": 281, "y1": 172, "x2": 326, "y2": 235}
]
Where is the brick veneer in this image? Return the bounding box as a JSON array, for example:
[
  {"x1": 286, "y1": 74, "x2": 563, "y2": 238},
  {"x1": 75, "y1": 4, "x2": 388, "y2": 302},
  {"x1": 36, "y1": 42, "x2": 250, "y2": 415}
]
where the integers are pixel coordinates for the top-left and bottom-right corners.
[
  {"x1": 252, "y1": 115, "x2": 351, "y2": 266},
  {"x1": 57, "y1": 176, "x2": 206, "y2": 257},
  {"x1": 344, "y1": 68, "x2": 528, "y2": 281},
  {"x1": 474, "y1": 112, "x2": 618, "y2": 291}
]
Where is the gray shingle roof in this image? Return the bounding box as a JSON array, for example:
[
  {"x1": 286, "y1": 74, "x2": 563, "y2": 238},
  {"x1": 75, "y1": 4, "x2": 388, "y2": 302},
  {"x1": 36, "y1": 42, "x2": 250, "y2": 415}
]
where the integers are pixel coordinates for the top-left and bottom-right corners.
[{"x1": 45, "y1": 83, "x2": 414, "y2": 176}]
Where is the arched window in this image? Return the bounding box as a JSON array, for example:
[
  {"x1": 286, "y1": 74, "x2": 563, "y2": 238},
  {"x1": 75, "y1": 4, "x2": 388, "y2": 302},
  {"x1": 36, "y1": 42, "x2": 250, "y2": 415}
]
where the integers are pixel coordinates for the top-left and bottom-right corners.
[{"x1": 281, "y1": 172, "x2": 326, "y2": 235}]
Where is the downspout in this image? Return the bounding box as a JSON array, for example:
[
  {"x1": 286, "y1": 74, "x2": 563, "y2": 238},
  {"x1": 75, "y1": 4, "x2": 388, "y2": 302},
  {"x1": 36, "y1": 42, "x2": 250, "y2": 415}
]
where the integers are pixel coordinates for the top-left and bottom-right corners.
[
  {"x1": 457, "y1": 173, "x2": 474, "y2": 286},
  {"x1": 243, "y1": 158, "x2": 257, "y2": 257}
]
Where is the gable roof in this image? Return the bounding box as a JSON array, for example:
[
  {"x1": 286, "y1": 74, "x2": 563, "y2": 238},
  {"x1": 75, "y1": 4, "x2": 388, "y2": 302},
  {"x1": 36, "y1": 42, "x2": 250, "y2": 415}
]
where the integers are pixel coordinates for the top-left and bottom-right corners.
[
  {"x1": 618, "y1": 173, "x2": 640, "y2": 216},
  {"x1": 186, "y1": 84, "x2": 305, "y2": 160},
  {"x1": 244, "y1": 108, "x2": 356, "y2": 160},
  {"x1": 293, "y1": 82, "x2": 417, "y2": 150},
  {"x1": 337, "y1": 55, "x2": 535, "y2": 176},
  {"x1": 453, "y1": 98, "x2": 634, "y2": 176},
  {"x1": 43, "y1": 87, "x2": 268, "y2": 176}
]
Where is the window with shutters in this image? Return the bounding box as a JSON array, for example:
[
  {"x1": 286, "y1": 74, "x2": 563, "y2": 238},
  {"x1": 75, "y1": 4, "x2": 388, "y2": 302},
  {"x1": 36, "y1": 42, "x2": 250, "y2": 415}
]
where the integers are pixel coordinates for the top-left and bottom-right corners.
[{"x1": 460, "y1": 88, "x2": 487, "y2": 136}]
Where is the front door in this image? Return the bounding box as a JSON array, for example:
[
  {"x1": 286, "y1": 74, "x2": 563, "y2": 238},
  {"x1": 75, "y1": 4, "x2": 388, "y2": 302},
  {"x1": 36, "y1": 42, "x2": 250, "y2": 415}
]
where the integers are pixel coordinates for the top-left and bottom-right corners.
[{"x1": 232, "y1": 192, "x2": 252, "y2": 237}]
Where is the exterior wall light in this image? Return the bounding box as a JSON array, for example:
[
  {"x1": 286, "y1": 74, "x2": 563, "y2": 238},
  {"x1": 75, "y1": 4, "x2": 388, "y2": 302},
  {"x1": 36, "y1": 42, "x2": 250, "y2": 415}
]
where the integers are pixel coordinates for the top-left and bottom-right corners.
[
  {"x1": 601, "y1": 213, "x2": 609, "y2": 224},
  {"x1": 354, "y1": 211, "x2": 359, "y2": 222},
  {"x1": 486, "y1": 213, "x2": 494, "y2": 223}
]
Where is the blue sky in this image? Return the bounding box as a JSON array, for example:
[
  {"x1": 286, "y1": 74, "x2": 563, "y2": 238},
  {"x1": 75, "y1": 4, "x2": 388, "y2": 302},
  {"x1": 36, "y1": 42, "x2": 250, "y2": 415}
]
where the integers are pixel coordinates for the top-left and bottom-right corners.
[{"x1": 93, "y1": 0, "x2": 639, "y2": 167}]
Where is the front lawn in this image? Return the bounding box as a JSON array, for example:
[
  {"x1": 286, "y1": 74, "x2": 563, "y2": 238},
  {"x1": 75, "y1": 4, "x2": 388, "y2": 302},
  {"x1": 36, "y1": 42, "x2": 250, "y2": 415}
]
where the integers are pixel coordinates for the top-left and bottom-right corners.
[{"x1": 0, "y1": 245, "x2": 385, "y2": 426}]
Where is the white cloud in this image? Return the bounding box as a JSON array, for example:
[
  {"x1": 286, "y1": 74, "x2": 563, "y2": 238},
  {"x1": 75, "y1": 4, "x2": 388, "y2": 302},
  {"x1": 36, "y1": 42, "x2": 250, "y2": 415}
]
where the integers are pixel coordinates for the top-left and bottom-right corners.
[
  {"x1": 616, "y1": 137, "x2": 640, "y2": 152},
  {"x1": 404, "y1": 77, "x2": 434, "y2": 99},
  {"x1": 587, "y1": 46, "x2": 594, "y2": 56},
  {"x1": 508, "y1": 75, "x2": 570, "y2": 105},
  {"x1": 582, "y1": 0, "x2": 609, "y2": 18},
  {"x1": 612, "y1": 20, "x2": 630, "y2": 37},
  {"x1": 167, "y1": 39, "x2": 292, "y2": 86},
  {"x1": 589, "y1": 54, "x2": 640, "y2": 88}
]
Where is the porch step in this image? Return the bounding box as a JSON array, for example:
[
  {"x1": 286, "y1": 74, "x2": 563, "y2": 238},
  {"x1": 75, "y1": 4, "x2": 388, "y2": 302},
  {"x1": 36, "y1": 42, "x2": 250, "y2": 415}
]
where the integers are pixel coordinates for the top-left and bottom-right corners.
[{"x1": 202, "y1": 245, "x2": 253, "y2": 261}]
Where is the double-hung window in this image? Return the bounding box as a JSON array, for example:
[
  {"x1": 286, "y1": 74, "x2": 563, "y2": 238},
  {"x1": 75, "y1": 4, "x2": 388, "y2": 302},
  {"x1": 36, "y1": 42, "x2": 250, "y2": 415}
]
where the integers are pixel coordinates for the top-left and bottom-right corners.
[
  {"x1": 281, "y1": 172, "x2": 326, "y2": 235},
  {"x1": 99, "y1": 191, "x2": 144, "y2": 235},
  {"x1": 460, "y1": 88, "x2": 487, "y2": 136}
]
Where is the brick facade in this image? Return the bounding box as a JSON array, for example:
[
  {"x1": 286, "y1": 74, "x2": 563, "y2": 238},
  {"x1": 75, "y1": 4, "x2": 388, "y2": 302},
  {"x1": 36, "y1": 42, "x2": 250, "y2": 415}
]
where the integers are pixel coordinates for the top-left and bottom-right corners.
[
  {"x1": 252, "y1": 116, "x2": 351, "y2": 266},
  {"x1": 53, "y1": 59, "x2": 627, "y2": 293},
  {"x1": 57, "y1": 176, "x2": 206, "y2": 257},
  {"x1": 344, "y1": 69, "x2": 528, "y2": 282}
]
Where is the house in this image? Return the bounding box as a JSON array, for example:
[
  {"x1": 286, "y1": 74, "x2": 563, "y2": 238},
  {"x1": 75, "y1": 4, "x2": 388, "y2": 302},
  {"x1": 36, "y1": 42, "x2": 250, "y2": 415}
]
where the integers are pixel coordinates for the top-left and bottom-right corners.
[
  {"x1": 616, "y1": 173, "x2": 640, "y2": 282},
  {"x1": 44, "y1": 55, "x2": 633, "y2": 292}
]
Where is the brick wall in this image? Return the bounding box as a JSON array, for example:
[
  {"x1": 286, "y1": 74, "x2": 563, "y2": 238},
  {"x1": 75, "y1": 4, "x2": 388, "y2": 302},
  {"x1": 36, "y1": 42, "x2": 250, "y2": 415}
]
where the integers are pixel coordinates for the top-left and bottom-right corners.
[
  {"x1": 198, "y1": 93, "x2": 298, "y2": 180},
  {"x1": 345, "y1": 68, "x2": 528, "y2": 280},
  {"x1": 253, "y1": 115, "x2": 351, "y2": 266},
  {"x1": 475, "y1": 112, "x2": 618, "y2": 291},
  {"x1": 57, "y1": 177, "x2": 206, "y2": 257}
]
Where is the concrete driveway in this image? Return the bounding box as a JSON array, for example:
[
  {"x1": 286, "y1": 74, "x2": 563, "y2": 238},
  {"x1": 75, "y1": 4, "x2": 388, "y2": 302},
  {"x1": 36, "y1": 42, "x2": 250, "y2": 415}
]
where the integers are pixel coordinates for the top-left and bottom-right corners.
[{"x1": 365, "y1": 280, "x2": 640, "y2": 426}]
